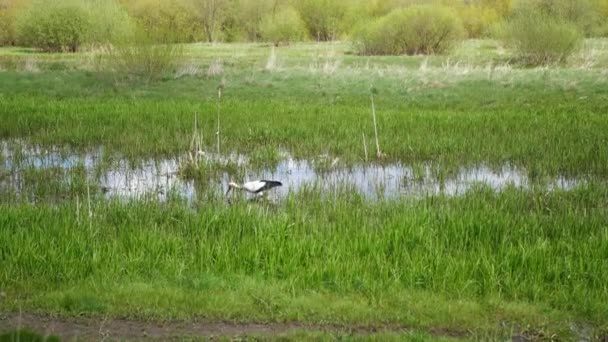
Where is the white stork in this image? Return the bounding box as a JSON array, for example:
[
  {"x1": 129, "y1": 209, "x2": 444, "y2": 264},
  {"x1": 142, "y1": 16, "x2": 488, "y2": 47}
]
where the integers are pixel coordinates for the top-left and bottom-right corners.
[{"x1": 225, "y1": 180, "x2": 283, "y2": 199}]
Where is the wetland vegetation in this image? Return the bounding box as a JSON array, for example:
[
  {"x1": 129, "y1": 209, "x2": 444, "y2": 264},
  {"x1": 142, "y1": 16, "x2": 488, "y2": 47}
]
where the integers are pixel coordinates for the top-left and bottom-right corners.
[{"x1": 1, "y1": 0, "x2": 608, "y2": 340}]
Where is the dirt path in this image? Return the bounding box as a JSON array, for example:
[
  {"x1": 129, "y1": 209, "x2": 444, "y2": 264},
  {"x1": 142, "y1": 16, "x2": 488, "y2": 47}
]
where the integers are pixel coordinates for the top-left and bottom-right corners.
[{"x1": 0, "y1": 313, "x2": 469, "y2": 341}]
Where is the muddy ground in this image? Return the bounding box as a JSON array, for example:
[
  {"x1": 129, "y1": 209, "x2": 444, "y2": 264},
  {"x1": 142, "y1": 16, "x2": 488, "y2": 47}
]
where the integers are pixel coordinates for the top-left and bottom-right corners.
[{"x1": 0, "y1": 313, "x2": 471, "y2": 341}]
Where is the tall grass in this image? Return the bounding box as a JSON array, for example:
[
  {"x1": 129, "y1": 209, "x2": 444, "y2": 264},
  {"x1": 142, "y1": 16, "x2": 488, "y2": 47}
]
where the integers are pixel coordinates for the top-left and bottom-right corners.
[
  {"x1": 0, "y1": 67, "x2": 607, "y2": 176},
  {"x1": 0, "y1": 184, "x2": 607, "y2": 337}
]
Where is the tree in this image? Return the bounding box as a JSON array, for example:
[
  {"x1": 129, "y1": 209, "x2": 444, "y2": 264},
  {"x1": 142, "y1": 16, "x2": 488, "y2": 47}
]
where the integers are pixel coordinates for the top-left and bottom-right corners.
[
  {"x1": 233, "y1": 0, "x2": 274, "y2": 41},
  {"x1": 261, "y1": 6, "x2": 307, "y2": 45},
  {"x1": 125, "y1": 0, "x2": 202, "y2": 43},
  {"x1": 0, "y1": 0, "x2": 29, "y2": 46},
  {"x1": 189, "y1": 0, "x2": 229, "y2": 42},
  {"x1": 17, "y1": 0, "x2": 92, "y2": 52},
  {"x1": 294, "y1": 0, "x2": 348, "y2": 41}
]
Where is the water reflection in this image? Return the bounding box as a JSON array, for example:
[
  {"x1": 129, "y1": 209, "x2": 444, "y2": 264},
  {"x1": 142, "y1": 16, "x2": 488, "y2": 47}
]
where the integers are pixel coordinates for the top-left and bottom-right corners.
[{"x1": 0, "y1": 141, "x2": 585, "y2": 201}]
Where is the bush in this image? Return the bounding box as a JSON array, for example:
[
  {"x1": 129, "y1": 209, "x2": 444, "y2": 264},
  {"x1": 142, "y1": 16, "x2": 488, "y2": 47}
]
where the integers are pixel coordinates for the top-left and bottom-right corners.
[
  {"x1": 17, "y1": 0, "x2": 91, "y2": 52},
  {"x1": 16, "y1": 0, "x2": 133, "y2": 51},
  {"x1": 353, "y1": 5, "x2": 464, "y2": 56},
  {"x1": 261, "y1": 7, "x2": 308, "y2": 46},
  {"x1": 106, "y1": 30, "x2": 184, "y2": 79},
  {"x1": 534, "y1": 0, "x2": 600, "y2": 36},
  {"x1": 230, "y1": 0, "x2": 274, "y2": 41},
  {"x1": 0, "y1": 0, "x2": 28, "y2": 46},
  {"x1": 87, "y1": 0, "x2": 134, "y2": 46},
  {"x1": 125, "y1": 0, "x2": 203, "y2": 43},
  {"x1": 295, "y1": 0, "x2": 347, "y2": 41},
  {"x1": 457, "y1": 5, "x2": 500, "y2": 38},
  {"x1": 502, "y1": 8, "x2": 583, "y2": 65}
]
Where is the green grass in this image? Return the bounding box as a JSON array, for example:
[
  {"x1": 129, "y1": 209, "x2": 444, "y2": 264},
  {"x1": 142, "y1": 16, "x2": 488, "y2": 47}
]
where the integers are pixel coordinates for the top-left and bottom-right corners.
[
  {"x1": 1, "y1": 40, "x2": 608, "y2": 339},
  {"x1": 1, "y1": 185, "x2": 608, "y2": 339},
  {"x1": 0, "y1": 67, "x2": 607, "y2": 176}
]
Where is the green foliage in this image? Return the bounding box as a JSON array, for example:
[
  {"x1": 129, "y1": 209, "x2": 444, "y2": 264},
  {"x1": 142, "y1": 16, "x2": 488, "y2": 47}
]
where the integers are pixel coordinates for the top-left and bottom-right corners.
[
  {"x1": 188, "y1": 0, "x2": 230, "y2": 42},
  {"x1": 354, "y1": 5, "x2": 464, "y2": 55},
  {"x1": 231, "y1": 0, "x2": 274, "y2": 41},
  {"x1": 0, "y1": 0, "x2": 29, "y2": 46},
  {"x1": 261, "y1": 6, "x2": 308, "y2": 46},
  {"x1": 16, "y1": 0, "x2": 91, "y2": 52},
  {"x1": 86, "y1": 0, "x2": 134, "y2": 46},
  {"x1": 14, "y1": 0, "x2": 132, "y2": 51},
  {"x1": 125, "y1": 0, "x2": 203, "y2": 43},
  {"x1": 106, "y1": 29, "x2": 184, "y2": 79},
  {"x1": 295, "y1": 0, "x2": 347, "y2": 41},
  {"x1": 503, "y1": 6, "x2": 583, "y2": 65},
  {"x1": 533, "y1": 0, "x2": 601, "y2": 36},
  {"x1": 477, "y1": 0, "x2": 513, "y2": 17},
  {"x1": 457, "y1": 5, "x2": 500, "y2": 38}
]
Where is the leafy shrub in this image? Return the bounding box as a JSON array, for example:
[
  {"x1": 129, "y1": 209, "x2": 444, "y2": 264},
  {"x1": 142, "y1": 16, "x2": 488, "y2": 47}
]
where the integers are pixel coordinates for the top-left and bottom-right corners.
[
  {"x1": 353, "y1": 5, "x2": 464, "y2": 56},
  {"x1": 17, "y1": 0, "x2": 92, "y2": 52},
  {"x1": 106, "y1": 30, "x2": 184, "y2": 79},
  {"x1": 295, "y1": 0, "x2": 347, "y2": 41},
  {"x1": 534, "y1": 0, "x2": 600, "y2": 36},
  {"x1": 457, "y1": 5, "x2": 500, "y2": 38},
  {"x1": 0, "y1": 0, "x2": 28, "y2": 46},
  {"x1": 502, "y1": 8, "x2": 583, "y2": 65},
  {"x1": 261, "y1": 7, "x2": 308, "y2": 46},
  {"x1": 16, "y1": 0, "x2": 133, "y2": 51},
  {"x1": 232, "y1": 0, "x2": 274, "y2": 41},
  {"x1": 87, "y1": 0, "x2": 134, "y2": 46},
  {"x1": 125, "y1": 0, "x2": 203, "y2": 43}
]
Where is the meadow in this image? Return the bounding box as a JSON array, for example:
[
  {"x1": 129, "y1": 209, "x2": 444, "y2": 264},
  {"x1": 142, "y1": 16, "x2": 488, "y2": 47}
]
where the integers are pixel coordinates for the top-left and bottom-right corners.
[{"x1": 1, "y1": 40, "x2": 608, "y2": 340}]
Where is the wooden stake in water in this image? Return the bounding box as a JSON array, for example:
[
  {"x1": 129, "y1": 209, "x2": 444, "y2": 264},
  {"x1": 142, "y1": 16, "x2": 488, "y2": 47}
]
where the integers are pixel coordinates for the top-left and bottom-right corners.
[
  {"x1": 189, "y1": 112, "x2": 199, "y2": 163},
  {"x1": 216, "y1": 84, "x2": 223, "y2": 155},
  {"x1": 370, "y1": 93, "x2": 381, "y2": 158}
]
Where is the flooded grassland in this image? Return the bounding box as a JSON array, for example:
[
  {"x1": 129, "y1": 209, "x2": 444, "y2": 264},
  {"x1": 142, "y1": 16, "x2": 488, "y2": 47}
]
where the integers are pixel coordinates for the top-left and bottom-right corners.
[{"x1": 1, "y1": 41, "x2": 608, "y2": 340}]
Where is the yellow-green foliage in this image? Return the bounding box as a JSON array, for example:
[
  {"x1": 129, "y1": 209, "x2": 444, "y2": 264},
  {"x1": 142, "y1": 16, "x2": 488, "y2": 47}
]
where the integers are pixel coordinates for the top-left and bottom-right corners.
[
  {"x1": 233, "y1": 0, "x2": 274, "y2": 41},
  {"x1": 107, "y1": 29, "x2": 184, "y2": 78},
  {"x1": 86, "y1": 0, "x2": 133, "y2": 46},
  {"x1": 597, "y1": 0, "x2": 608, "y2": 16},
  {"x1": 478, "y1": 0, "x2": 512, "y2": 17},
  {"x1": 261, "y1": 6, "x2": 308, "y2": 46},
  {"x1": 354, "y1": 5, "x2": 464, "y2": 56},
  {"x1": 511, "y1": 0, "x2": 604, "y2": 36},
  {"x1": 124, "y1": 0, "x2": 203, "y2": 43},
  {"x1": 295, "y1": 0, "x2": 348, "y2": 41},
  {"x1": 503, "y1": 6, "x2": 583, "y2": 65},
  {"x1": 17, "y1": 0, "x2": 92, "y2": 52},
  {"x1": 15, "y1": 0, "x2": 133, "y2": 51},
  {"x1": 0, "y1": 0, "x2": 29, "y2": 46},
  {"x1": 457, "y1": 5, "x2": 500, "y2": 38},
  {"x1": 187, "y1": 0, "x2": 231, "y2": 42},
  {"x1": 536, "y1": 0, "x2": 600, "y2": 36}
]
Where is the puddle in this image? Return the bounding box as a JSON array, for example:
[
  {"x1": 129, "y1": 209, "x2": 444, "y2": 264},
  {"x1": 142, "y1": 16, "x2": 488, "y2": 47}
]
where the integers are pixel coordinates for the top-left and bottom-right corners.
[{"x1": 1, "y1": 141, "x2": 585, "y2": 202}]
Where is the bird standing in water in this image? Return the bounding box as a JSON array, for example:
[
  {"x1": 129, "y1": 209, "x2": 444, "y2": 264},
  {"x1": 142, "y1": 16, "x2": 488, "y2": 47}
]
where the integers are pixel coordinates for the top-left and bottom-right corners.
[{"x1": 225, "y1": 180, "x2": 282, "y2": 200}]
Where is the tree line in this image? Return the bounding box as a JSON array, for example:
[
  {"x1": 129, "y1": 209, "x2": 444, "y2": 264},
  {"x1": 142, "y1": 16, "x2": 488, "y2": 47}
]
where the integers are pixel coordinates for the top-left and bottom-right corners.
[{"x1": 0, "y1": 0, "x2": 607, "y2": 61}]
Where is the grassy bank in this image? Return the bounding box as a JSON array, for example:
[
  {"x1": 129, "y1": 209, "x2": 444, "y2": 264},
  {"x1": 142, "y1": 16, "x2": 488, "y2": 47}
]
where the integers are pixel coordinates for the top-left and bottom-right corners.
[{"x1": 1, "y1": 184, "x2": 608, "y2": 338}]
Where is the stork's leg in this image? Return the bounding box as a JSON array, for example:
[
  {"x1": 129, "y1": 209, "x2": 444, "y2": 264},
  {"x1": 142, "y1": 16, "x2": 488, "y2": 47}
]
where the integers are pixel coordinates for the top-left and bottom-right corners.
[{"x1": 255, "y1": 191, "x2": 265, "y2": 201}]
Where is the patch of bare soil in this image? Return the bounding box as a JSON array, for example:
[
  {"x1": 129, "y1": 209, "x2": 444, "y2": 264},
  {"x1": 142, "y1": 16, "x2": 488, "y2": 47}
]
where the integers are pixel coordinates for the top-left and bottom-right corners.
[{"x1": 0, "y1": 312, "x2": 470, "y2": 341}]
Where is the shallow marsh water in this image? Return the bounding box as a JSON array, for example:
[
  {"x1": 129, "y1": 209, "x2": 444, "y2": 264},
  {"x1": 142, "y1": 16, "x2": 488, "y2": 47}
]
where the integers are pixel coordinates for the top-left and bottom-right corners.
[{"x1": 1, "y1": 141, "x2": 584, "y2": 202}]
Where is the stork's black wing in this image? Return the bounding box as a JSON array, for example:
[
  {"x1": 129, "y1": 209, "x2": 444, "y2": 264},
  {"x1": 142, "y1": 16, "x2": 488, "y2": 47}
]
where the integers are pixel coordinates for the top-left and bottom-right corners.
[{"x1": 256, "y1": 180, "x2": 283, "y2": 193}]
